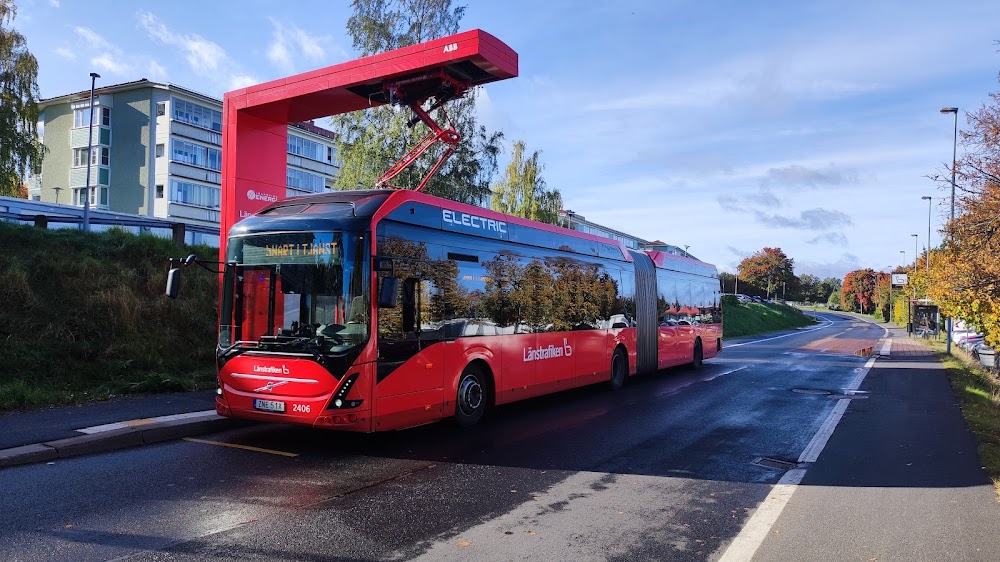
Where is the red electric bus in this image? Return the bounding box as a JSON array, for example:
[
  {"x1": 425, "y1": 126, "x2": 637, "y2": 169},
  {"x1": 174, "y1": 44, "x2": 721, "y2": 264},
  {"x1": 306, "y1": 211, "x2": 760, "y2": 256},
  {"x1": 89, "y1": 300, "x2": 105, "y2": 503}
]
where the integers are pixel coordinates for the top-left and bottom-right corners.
[{"x1": 199, "y1": 188, "x2": 722, "y2": 432}]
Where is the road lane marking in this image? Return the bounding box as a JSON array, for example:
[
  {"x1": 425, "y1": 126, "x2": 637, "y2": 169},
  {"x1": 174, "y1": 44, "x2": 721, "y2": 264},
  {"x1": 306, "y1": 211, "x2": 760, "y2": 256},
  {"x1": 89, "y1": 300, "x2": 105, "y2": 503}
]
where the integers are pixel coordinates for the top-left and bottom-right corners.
[
  {"x1": 717, "y1": 468, "x2": 806, "y2": 562},
  {"x1": 77, "y1": 410, "x2": 219, "y2": 434},
  {"x1": 183, "y1": 437, "x2": 298, "y2": 457},
  {"x1": 878, "y1": 339, "x2": 892, "y2": 355},
  {"x1": 717, "y1": 355, "x2": 877, "y2": 561},
  {"x1": 725, "y1": 316, "x2": 835, "y2": 348}
]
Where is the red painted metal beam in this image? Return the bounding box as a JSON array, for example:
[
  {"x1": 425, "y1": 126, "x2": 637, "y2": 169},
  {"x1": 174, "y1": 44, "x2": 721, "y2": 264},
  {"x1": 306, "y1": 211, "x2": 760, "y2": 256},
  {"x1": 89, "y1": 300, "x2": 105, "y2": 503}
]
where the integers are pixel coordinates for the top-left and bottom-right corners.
[{"x1": 220, "y1": 29, "x2": 518, "y2": 249}]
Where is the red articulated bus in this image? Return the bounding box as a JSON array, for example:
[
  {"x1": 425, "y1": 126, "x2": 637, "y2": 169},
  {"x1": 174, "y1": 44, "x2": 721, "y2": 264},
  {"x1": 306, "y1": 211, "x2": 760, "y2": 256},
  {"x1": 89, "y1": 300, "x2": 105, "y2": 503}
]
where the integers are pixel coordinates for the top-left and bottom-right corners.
[{"x1": 211, "y1": 188, "x2": 722, "y2": 431}]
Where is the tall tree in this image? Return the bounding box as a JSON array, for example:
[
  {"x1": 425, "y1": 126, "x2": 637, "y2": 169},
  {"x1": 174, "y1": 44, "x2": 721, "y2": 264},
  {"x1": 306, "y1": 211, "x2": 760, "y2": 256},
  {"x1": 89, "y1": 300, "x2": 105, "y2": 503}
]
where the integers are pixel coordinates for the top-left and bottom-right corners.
[
  {"x1": 737, "y1": 247, "x2": 795, "y2": 298},
  {"x1": 331, "y1": 0, "x2": 502, "y2": 205},
  {"x1": 0, "y1": 0, "x2": 43, "y2": 197},
  {"x1": 491, "y1": 140, "x2": 562, "y2": 224},
  {"x1": 927, "y1": 73, "x2": 1000, "y2": 347},
  {"x1": 841, "y1": 268, "x2": 878, "y2": 314}
]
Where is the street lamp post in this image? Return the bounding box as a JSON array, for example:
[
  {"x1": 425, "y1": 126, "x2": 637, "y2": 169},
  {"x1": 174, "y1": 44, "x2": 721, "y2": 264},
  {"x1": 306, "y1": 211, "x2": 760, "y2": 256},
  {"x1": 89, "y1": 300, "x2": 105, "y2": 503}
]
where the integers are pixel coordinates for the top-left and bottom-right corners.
[
  {"x1": 900, "y1": 250, "x2": 907, "y2": 331},
  {"x1": 941, "y1": 106, "x2": 958, "y2": 354},
  {"x1": 83, "y1": 72, "x2": 101, "y2": 232},
  {"x1": 921, "y1": 196, "x2": 932, "y2": 274}
]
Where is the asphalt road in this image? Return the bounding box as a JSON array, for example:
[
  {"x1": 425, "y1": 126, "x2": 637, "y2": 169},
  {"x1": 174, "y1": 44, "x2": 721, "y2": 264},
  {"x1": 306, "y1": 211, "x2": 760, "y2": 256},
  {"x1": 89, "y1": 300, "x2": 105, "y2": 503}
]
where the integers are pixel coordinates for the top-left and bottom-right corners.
[{"x1": 4, "y1": 313, "x2": 993, "y2": 561}]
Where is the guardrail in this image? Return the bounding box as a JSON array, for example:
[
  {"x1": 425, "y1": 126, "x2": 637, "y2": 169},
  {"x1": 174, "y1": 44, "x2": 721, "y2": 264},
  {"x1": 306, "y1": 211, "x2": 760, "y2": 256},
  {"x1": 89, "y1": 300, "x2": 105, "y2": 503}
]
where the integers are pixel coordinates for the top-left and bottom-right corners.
[{"x1": 0, "y1": 196, "x2": 220, "y2": 247}]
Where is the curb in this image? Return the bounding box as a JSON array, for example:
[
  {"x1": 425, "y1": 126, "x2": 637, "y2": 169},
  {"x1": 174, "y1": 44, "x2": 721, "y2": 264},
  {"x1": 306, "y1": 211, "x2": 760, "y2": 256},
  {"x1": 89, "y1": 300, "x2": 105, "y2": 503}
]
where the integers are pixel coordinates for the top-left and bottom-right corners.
[{"x1": 0, "y1": 413, "x2": 246, "y2": 469}]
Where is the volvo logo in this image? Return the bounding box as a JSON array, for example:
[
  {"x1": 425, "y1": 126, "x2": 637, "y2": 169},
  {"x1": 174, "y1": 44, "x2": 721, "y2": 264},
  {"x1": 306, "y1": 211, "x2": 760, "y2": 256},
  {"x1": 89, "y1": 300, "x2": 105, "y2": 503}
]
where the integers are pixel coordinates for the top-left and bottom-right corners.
[{"x1": 254, "y1": 380, "x2": 289, "y2": 393}]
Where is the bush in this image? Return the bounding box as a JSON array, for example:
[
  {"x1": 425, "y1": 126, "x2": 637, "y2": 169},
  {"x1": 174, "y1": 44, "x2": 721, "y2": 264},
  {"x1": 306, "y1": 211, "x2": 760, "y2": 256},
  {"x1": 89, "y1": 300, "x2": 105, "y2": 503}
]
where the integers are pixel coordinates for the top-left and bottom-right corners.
[{"x1": 0, "y1": 222, "x2": 219, "y2": 411}]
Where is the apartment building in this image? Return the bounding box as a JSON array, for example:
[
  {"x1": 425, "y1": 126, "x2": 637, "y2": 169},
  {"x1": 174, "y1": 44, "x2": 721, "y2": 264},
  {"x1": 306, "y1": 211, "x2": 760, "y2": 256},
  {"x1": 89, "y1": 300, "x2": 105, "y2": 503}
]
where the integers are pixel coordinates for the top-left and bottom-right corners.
[
  {"x1": 28, "y1": 79, "x2": 339, "y2": 244},
  {"x1": 558, "y1": 209, "x2": 694, "y2": 258}
]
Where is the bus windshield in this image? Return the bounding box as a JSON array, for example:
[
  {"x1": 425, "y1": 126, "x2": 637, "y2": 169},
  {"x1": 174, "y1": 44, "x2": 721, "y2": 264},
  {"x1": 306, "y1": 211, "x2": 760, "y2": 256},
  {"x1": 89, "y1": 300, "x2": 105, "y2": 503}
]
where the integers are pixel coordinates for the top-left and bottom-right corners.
[{"x1": 221, "y1": 231, "x2": 368, "y2": 355}]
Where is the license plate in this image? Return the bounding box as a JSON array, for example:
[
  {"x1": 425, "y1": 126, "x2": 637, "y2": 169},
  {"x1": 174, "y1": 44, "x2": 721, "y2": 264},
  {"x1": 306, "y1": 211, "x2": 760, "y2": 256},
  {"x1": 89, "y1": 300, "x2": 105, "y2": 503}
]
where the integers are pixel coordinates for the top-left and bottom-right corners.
[{"x1": 253, "y1": 399, "x2": 286, "y2": 413}]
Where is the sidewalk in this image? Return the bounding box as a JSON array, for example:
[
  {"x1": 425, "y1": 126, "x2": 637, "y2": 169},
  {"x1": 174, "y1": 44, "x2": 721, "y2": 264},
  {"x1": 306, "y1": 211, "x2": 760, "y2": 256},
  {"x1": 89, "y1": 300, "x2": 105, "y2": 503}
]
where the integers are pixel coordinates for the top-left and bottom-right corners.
[
  {"x1": 0, "y1": 390, "x2": 242, "y2": 468},
  {"x1": 749, "y1": 321, "x2": 1000, "y2": 561}
]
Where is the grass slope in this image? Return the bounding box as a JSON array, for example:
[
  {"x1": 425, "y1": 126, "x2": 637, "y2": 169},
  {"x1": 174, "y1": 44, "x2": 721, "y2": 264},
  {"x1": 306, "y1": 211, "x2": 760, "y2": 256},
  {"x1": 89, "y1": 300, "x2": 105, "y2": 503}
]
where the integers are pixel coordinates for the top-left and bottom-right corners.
[
  {"x1": 919, "y1": 338, "x2": 1000, "y2": 498},
  {"x1": 0, "y1": 222, "x2": 219, "y2": 411},
  {"x1": 722, "y1": 295, "x2": 817, "y2": 339}
]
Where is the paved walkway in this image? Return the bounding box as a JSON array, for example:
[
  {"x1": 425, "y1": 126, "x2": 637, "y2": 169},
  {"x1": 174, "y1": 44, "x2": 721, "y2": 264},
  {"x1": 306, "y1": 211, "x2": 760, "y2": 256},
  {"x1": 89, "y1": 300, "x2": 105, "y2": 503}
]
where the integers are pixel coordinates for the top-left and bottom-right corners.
[{"x1": 740, "y1": 320, "x2": 1000, "y2": 561}]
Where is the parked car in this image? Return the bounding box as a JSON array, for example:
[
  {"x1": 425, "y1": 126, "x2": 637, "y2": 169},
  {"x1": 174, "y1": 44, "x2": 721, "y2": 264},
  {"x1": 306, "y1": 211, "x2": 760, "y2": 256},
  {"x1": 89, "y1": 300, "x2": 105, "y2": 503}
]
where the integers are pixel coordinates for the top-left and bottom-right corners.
[
  {"x1": 974, "y1": 343, "x2": 996, "y2": 370},
  {"x1": 951, "y1": 327, "x2": 979, "y2": 345},
  {"x1": 956, "y1": 332, "x2": 984, "y2": 349},
  {"x1": 961, "y1": 335, "x2": 985, "y2": 352}
]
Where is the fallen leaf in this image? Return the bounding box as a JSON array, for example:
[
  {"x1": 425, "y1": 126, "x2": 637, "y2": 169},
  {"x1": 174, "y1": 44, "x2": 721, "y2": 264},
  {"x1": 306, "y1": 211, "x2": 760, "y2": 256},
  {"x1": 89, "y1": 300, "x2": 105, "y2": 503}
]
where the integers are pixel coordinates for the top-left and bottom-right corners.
[{"x1": 457, "y1": 540, "x2": 471, "y2": 548}]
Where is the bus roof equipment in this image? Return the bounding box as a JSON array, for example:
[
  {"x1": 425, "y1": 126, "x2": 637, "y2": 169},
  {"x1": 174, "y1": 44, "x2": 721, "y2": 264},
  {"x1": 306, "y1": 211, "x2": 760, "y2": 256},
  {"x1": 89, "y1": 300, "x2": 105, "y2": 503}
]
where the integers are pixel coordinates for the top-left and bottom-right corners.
[{"x1": 221, "y1": 29, "x2": 518, "y2": 245}]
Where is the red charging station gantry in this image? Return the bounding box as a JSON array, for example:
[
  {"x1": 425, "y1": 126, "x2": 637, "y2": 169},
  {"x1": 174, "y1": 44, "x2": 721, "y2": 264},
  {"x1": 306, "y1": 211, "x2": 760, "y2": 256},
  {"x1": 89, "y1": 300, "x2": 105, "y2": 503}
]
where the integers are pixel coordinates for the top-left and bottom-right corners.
[{"x1": 220, "y1": 29, "x2": 518, "y2": 248}]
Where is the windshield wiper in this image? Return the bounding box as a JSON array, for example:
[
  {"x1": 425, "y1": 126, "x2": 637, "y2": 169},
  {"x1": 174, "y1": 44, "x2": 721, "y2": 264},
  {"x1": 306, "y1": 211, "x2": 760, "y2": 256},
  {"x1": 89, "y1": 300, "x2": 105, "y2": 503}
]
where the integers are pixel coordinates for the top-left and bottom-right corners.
[
  {"x1": 254, "y1": 335, "x2": 331, "y2": 367},
  {"x1": 290, "y1": 337, "x2": 329, "y2": 367}
]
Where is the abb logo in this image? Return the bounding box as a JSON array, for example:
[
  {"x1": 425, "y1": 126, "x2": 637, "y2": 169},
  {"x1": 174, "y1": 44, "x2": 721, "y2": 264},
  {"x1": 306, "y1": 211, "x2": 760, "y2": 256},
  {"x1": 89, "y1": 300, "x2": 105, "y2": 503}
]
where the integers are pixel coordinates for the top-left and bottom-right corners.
[{"x1": 443, "y1": 43, "x2": 458, "y2": 53}]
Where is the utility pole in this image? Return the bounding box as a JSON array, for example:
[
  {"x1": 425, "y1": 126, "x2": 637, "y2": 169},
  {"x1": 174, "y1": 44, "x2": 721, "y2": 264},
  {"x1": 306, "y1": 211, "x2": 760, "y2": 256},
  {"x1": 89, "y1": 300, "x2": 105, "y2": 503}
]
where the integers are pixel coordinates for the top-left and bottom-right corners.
[{"x1": 83, "y1": 72, "x2": 100, "y2": 232}]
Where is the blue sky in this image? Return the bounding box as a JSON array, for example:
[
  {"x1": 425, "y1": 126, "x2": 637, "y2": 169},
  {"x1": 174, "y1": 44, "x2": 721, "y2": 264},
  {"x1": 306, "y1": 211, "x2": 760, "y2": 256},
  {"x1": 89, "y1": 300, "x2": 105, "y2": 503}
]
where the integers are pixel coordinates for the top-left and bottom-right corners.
[{"x1": 12, "y1": 0, "x2": 1000, "y2": 279}]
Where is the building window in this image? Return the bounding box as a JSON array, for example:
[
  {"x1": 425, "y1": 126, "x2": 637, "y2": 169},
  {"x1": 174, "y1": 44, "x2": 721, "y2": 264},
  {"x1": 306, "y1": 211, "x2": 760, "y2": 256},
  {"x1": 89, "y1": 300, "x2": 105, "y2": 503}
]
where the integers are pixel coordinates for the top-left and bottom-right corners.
[
  {"x1": 288, "y1": 134, "x2": 328, "y2": 162},
  {"x1": 73, "y1": 107, "x2": 92, "y2": 128},
  {"x1": 155, "y1": 184, "x2": 164, "y2": 199},
  {"x1": 287, "y1": 168, "x2": 325, "y2": 193},
  {"x1": 171, "y1": 97, "x2": 222, "y2": 132},
  {"x1": 101, "y1": 107, "x2": 110, "y2": 127},
  {"x1": 155, "y1": 144, "x2": 164, "y2": 157},
  {"x1": 169, "y1": 179, "x2": 220, "y2": 209},
  {"x1": 170, "y1": 139, "x2": 222, "y2": 171},
  {"x1": 72, "y1": 147, "x2": 109, "y2": 167},
  {"x1": 156, "y1": 102, "x2": 165, "y2": 116},
  {"x1": 73, "y1": 186, "x2": 105, "y2": 206}
]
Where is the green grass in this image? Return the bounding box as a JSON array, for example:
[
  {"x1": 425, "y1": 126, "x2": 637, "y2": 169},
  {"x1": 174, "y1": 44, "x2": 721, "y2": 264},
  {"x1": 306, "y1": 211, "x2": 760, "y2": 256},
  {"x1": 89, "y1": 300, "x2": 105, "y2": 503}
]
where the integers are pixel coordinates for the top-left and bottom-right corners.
[
  {"x1": 918, "y1": 338, "x2": 1000, "y2": 500},
  {"x1": 722, "y1": 295, "x2": 817, "y2": 339},
  {"x1": 0, "y1": 222, "x2": 220, "y2": 412}
]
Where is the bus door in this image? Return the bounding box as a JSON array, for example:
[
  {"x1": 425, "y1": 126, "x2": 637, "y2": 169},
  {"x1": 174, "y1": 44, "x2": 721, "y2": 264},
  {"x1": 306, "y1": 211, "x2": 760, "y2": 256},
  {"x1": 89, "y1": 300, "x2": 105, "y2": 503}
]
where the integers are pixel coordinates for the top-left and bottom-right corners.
[{"x1": 374, "y1": 275, "x2": 445, "y2": 429}]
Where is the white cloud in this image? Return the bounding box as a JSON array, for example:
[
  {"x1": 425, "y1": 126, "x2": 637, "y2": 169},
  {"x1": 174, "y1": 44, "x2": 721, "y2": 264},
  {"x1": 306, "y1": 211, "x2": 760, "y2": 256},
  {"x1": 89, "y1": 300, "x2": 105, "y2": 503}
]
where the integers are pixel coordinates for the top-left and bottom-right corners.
[
  {"x1": 91, "y1": 53, "x2": 133, "y2": 76},
  {"x1": 138, "y1": 11, "x2": 256, "y2": 92},
  {"x1": 72, "y1": 26, "x2": 113, "y2": 51},
  {"x1": 265, "y1": 18, "x2": 331, "y2": 74},
  {"x1": 139, "y1": 12, "x2": 224, "y2": 75},
  {"x1": 147, "y1": 60, "x2": 168, "y2": 82},
  {"x1": 228, "y1": 74, "x2": 258, "y2": 91},
  {"x1": 49, "y1": 0, "x2": 61, "y2": 7},
  {"x1": 54, "y1": 47, "x2": 75, "y2": 60}
]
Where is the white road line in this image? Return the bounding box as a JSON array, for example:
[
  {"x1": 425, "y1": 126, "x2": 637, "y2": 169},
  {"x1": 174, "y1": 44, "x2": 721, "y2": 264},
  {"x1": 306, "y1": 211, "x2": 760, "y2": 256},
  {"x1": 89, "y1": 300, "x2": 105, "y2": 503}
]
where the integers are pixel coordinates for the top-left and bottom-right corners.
[
  {"x1": 725, "y1": 317, "x2": 835, "y2": 348},
  {"x1": 717, "y1": 468, "x2": 807, "y2": 562},
  {"x1": 716, "y1": 356, "x2": 877, "y2": 561},
  {"x1": 76, "y1": 410, "x2": 218, "y2": 434},
  {"x1": 878, "y1": 339, "x2": 892, "y2": 356}
]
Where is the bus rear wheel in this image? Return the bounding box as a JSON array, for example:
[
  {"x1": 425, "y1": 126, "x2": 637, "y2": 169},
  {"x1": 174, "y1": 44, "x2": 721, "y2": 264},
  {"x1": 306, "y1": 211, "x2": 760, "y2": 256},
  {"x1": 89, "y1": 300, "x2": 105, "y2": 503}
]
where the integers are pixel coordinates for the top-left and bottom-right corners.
[
  {"x1": 692, "y1": 340, "x2": 703, "y2": 368},
  {"x1": 609, "y1": 349, "x2": 627, "y2": 390},
  {"x1": 455, "y1": 365, "x2": 488, "y2": 427}
]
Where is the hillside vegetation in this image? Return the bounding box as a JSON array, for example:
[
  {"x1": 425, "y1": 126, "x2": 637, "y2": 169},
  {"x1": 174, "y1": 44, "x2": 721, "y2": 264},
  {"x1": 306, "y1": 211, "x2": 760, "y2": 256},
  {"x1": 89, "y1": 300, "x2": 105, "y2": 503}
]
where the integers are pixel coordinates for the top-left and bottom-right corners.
[
  {"x1": 0, "y1": 221, "x2": 219, "y2": 411},
  {"x1": 722, "y1": 295, "x2": 817, "y2": 339}
]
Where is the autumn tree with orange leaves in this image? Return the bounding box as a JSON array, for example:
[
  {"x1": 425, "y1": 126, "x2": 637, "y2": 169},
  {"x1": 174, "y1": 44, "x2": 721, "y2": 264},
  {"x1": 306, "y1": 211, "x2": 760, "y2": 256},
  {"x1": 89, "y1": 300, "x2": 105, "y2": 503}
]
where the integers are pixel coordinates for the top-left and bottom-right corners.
[
  {"x1": 841, "y1": 269, "x2": 879, "y2": 314},
  {"x1": 737, "y1": 247, "x2": 795, "y2": 299},
  {"x1": 924, "y1": 73, "x2": 1000, "y2": 348}
]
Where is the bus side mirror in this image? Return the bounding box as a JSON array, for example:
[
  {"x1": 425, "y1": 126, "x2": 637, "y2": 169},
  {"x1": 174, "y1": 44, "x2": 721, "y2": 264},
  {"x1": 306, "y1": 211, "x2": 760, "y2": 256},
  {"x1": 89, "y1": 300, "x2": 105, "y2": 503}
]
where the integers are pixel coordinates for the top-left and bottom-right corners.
[
  {"x1": 165, "y1": 268, "x2": 181, "y2": 299},
  {"x1": 378, "y1": 277, "x2": 399, "y2": 308}
]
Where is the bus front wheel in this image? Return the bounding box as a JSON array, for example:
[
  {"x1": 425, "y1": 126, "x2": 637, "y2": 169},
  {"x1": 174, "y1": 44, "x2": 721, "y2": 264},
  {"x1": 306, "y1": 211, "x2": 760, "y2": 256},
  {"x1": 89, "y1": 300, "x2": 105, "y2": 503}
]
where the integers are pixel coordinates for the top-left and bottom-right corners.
[
  {"x1": 692, "y1": 340, "x2": 704, "y2": 368},
  {"x1": 609, "y1": 349, "x2": 627, "y2": 390},
  {"x1": 455, "y1": 365, "x2": 488, "y2": 427}
]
